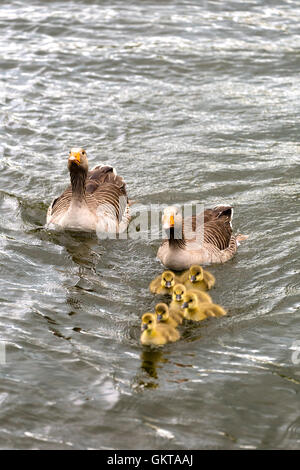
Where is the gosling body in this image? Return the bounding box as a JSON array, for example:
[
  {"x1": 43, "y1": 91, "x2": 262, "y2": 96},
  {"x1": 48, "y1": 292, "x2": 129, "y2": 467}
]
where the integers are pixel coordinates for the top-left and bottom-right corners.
[
  {"x1": 182, "y1": 292, "x2": 226, "y2": 321},
  {"x1": 140, "y1": 313, "x2": 180, "y2": 346},
  {"x1": 155, "y1": 303, "x2": 180, "y2": 328},
  {"x1": 149, "y1": 270, "x2": 181, "y2": 295},
  {"x1": 180, "y1": 265, "x2": 215, "y2": 291}
]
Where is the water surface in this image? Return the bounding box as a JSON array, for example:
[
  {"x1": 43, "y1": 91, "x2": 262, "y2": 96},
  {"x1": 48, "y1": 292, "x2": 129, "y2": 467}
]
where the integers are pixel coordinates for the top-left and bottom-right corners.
[{"x1": 0, "y1": 0, "x2": 300, "y2": 450}]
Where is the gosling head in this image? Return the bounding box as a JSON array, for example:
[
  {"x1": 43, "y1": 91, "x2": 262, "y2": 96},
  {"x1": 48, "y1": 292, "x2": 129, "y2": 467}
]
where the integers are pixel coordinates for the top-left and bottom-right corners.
[
  {"x1": 68, "y1": 147, "x2": 88, "y2": 173},
  {"x1": 181, "y1": 291, "x2": 199, "y2": 311},
  {"x1": 172, "y1": 284, "x2": 187, "y2": 302},
  {"x1": 189, "y1": 265, "x2": 204, "y2": 283},
  {"x1": 161, "y1": 270, "x2": 176, "y2": 289},
  {"x1": 155, "y1": 303, "x2": 170, "y2": 323},
  {"x1": 141, "y1": 313, "x2": 157, "y2": 332}
]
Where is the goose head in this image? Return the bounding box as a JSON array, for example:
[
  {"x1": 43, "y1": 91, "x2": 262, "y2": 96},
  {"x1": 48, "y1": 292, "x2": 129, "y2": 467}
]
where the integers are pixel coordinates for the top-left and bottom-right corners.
[
  {"x1": 162, "y1": 206, "x2": 182, "y2": 231},
  {"x1": 68, "y1": 147, "x2": 89, "y2": 174}
]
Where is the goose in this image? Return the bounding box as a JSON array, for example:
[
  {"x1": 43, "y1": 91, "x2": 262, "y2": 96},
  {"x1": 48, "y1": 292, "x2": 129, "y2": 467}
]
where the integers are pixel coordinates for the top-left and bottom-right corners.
[
  {"x1": 157, "y1": 205, "x2": 248, "y2": 270},
  {"x1": 181, "y1": 291, "x2": 226, "y2": 322},
  {"x1": 149, "y1": 270, "x2": 181, "y2": 295},
  {"x1": 155, "y1": 303, "x2": 180, "y2": 327},
  {"x1": 46, "y1": 148, "x2": 130, "y2": 233},
  {"x1": 180, "y1": 265, "x2": 215, "y2": 291},
  {"x1": 140, "y1": 313, "x2": 180, "y2": 346}
]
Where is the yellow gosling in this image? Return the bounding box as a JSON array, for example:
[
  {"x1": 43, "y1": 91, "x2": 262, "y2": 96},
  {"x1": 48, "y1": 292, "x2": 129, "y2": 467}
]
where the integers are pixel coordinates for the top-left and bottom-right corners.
[
  {"x1": 169, "y1": 285, "x2": 212, "y2": 320},
  {"x1": 155, "y1": 303, "x2": 179, "y2": 328},
  {"x1": 180, "y1": 265, "x2": 215, "y2": 291},
  {"x1": 149, "y1": 270, "x2": 180, "y2": 295},
  {"x1": 140, "y1": 313, "x2": 180, "y2": 346},
  {"x1": 188, "y1": 289, "x2": 213, "y2": 304},
  {"x1": 169, "y1": 283, "x2": 187, "y2": 320},
  {"x1": 181, "y1": 291, "x2": 226, "y2": 322}
]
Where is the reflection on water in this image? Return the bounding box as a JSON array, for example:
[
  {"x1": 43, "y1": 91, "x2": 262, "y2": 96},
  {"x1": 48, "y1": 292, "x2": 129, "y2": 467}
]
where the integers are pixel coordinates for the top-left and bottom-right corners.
[{"x1": 140, "y1": 349, "x2": 166, "y2": 381}]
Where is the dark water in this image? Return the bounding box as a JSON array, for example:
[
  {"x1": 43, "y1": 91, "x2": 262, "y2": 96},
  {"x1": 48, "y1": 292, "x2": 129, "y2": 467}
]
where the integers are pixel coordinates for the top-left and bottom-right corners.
[{"x1": 0, "y1": 0, "x2": 300, "y2": 450}]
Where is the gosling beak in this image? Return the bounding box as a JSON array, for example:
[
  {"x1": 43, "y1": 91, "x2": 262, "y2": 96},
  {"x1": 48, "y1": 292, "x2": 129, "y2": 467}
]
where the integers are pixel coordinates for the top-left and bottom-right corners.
[
  {"x1": 157, "y1": 314, "x2": 163, "y2": 322},
  {"x1": 190, "y1": 275, "x2": 196, "y2": 282},
  {"x1": 165, "y1": 281, "x2": 172, "y2": 288},
  {"x1": 141, "y1": 324, "x2": 148, "y2": 331},
  {"x1": 181, "y1": 302, "x2": 189, "y2": 309},
  {"x1": 176, "y1": 294, "x2": 182, "y2": 301},
  {"x1": 69, "y1": 151, "x2": 81, "y2": 165}
]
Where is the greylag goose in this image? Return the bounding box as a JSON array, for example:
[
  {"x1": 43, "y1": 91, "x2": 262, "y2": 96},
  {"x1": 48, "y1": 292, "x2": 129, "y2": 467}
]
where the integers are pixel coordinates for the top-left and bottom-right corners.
[
  {"x1": 140, "y1": 313, "x2": 180, "y2": 346},
  {"x1": 157, "y1": 205, "x2": 247, "y2": 270},
  {"x1": 46, "y1": 148, "x2": 130, "y2": 233}
]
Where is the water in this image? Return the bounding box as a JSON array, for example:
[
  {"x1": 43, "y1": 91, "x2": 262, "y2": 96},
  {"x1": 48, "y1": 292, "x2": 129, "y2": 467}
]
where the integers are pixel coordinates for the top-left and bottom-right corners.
[{"x1": 0, "y1": 0, "x2": 300, "y2": 450}]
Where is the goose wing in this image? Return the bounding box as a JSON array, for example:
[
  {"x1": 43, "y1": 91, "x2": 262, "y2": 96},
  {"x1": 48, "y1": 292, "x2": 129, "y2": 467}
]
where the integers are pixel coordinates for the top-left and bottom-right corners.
[
  {"x1": 203, "y1": 218, "x2": 232, "y2": 250},
  {"x1": 85, "y1": 166, "x2": 129, "y2": 224},
  {"x1": 203, "y1": 206, "x2": 233, "y2": 250},
  {"x1": 47, "y1": 187, "x2": 72, "y2": 222},
  {"x1": 184, "y1": 206, "x2": 233, "y2": 250}
]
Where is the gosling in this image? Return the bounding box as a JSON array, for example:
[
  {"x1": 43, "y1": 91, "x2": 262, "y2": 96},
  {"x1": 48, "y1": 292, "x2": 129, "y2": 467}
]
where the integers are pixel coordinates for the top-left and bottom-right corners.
[
  {"x1": 155, "y1": 303, "x2": 180, "y2": 328},
  {"x1": 169, "y1": 284, "x2": 212, "y2": 320},
  {"x1": 149, "y1": 270, "x2": 180, "y2": 295},
  {"x1": 140, "y1": 313, "x2": 180, "y2": 346},
  {"x1": 180, "y1": 265, "x2": 215, "y2": 291},
  {"x1": 181, "y1": 291, "x2": 226, "y2": 322}
]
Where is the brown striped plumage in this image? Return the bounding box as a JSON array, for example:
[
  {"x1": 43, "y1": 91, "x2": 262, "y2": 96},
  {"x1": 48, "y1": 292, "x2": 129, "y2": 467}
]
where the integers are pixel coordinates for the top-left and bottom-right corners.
[
  {"x1": 46, "y1": 148, "x2": 130, "y2": 233},
  {"x1": 157, "y1": 205, "x2": 247, "y2": 270}
]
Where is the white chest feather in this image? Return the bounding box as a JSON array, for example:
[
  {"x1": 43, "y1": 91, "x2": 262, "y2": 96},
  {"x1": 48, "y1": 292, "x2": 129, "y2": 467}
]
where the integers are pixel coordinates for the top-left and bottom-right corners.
[{"x1": 51, "y1": 201, "x2": 97, "y2": 231}]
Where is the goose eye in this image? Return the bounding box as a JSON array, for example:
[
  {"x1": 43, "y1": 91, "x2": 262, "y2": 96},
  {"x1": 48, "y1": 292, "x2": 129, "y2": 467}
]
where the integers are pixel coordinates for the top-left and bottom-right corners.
[{"x1": 149, "y1": 320, "x2": 152, "y2": 324}]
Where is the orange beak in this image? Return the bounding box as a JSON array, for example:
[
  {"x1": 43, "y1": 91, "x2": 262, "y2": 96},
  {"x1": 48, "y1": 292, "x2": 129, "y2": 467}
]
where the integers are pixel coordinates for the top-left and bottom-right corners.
[
  {"x1": 69, "y1": 151, "x2": 81, "y2": 165},
  {"x1": 162, "y1": 213, "x2": 175, "y2": 230}
]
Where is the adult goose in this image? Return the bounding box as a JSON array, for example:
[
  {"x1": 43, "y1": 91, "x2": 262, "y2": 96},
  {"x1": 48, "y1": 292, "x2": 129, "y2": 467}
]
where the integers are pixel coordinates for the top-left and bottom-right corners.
[
  {"x1": 46, "y1": 148, "x2": 130, "y2": 233},
  {"x1": 157, "y1": 205, "x2": 247, "y2": 270}
]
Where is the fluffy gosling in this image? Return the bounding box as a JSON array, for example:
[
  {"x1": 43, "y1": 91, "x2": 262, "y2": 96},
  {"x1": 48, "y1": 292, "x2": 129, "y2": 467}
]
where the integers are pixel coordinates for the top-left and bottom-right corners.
[
  {"x1": 155, "y1": 303, "x2": 179, "y2": 328},
  {"x1": 180, "y1": 265, "x2": 215, "y2": 291},
  {"x1": 140, "y1": 313, "x2": 180, "y2": 346},
  {"x1": 181, "y1": 291, "x2": 226, "y2": 322},
  {"x1": 149, "y1": 270, "x2": 180, "y2": 295}
]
